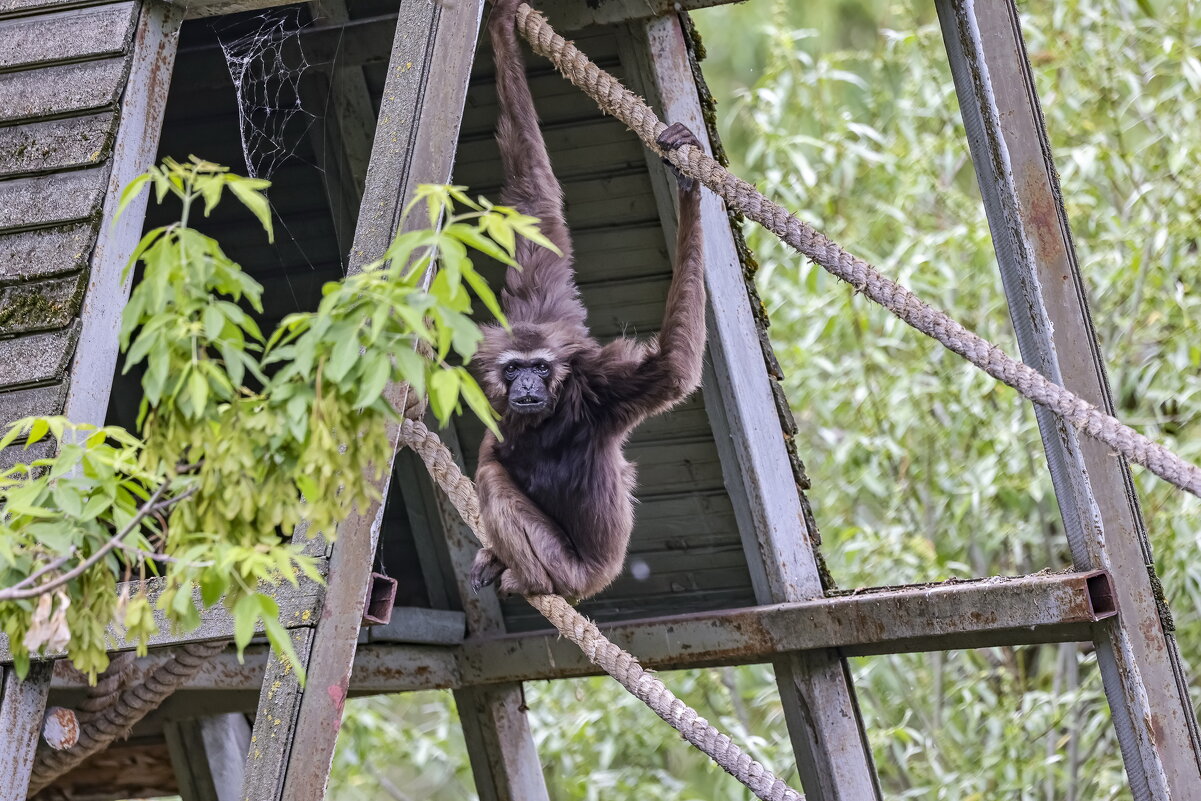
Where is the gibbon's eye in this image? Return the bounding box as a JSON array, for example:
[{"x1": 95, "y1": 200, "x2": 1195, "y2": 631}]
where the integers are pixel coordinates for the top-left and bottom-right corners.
[
  {"x1": 533, "y1": 361, "x2": 550, "y2": 376},
  {"x1": 503, "y1": 363, "x2": 519, "y2": 380}
]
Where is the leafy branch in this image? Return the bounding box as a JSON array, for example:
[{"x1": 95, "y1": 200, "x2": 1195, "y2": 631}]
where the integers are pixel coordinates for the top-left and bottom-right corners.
[{"x1": 1, "y1": 158, "x2": 550, "y2": 682}]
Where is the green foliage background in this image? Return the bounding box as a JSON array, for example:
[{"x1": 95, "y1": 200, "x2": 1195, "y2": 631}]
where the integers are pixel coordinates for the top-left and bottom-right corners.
[{"x1": 331, "y1": 0, "x2": 1201, "y2": 798}]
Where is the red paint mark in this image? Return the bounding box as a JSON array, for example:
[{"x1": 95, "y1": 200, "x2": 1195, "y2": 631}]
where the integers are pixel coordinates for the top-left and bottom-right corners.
[{"x1": 326, "y1": 682, "x2": 348, "y2": 725}]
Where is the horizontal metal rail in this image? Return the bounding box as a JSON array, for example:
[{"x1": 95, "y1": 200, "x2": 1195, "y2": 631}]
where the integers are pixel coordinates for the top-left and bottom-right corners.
[{"x1": 48, "y1": 571, "x2": 1113, "y2": 694}]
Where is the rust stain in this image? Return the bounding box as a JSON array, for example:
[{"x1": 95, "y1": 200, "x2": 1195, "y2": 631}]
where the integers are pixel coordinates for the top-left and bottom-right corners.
[
  {"x1": 42, "y1": 706, "x2": 79, "y2": 750},
  {"x1": 326, "y1": 681, "x2": 348, "y2": 726}
]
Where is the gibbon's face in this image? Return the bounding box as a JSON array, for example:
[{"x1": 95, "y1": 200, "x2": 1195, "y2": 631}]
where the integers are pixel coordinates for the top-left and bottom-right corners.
[{"x1": 500, "y1": 349, "x2": 556, "y2": 415}]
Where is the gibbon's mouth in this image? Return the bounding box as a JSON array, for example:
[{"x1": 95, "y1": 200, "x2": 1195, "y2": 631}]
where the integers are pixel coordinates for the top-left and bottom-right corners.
[{"x1": 510, "y1": 395, "x2": 549, "y2": 414}]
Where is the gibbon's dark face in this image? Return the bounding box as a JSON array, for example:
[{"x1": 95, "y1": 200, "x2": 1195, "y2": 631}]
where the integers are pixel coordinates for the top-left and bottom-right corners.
[{"x1": 502, "y1": 351, "x2": 554, "y2": 415}]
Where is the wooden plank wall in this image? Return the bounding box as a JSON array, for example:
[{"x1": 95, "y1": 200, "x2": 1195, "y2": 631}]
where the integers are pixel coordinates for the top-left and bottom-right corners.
[{"x1": 0, "y1": 0, "x2": 142, "y2": 464}]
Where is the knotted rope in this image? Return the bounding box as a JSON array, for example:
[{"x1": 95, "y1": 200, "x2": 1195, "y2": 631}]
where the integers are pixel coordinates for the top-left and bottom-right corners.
[
  {"x1": 28, "y1": 641, "x2": 225, "y2": 795},
  {"x1": 512, "y1": 2, "x2": 1201, "y2": 500},
  {"x1": 397, "y1": 418, "x2": 803, "y2": 801}
]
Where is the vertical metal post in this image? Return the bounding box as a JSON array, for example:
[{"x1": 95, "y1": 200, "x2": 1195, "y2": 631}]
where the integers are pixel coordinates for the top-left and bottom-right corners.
[
  {"x1": 0, "y1": 662, "x2": 52, "y2": 801},
  {"x1": 166, "y1": 714, "x2": 253, "y2": 801},
  {"x1": 936, "y1": 0, "x2": 1201, "y2": 798},
  {"x1": 239, "y1": 1, "x2": 486, "y2": 799},
  {"x1": 616, "y1": 15, "x2": 881, "y2": 801}
]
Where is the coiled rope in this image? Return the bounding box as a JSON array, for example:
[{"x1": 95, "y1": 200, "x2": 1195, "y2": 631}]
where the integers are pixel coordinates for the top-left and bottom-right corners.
[
  {"x1": 512, "y1": 2, "x2": 1201, "y2": 500},
  {"x1": 28, "y1": 641, "x2": 225, "y2": 795},
  {"x1": 397, "y1": 418, "x2": 804, "y2": 801}
]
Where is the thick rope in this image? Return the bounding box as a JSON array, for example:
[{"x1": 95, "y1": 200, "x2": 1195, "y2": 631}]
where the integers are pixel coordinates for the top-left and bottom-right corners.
[
  {"x1": 398, "y1": 418, "x2": 803, "y2": 801},
  {"x1": 512, "y1": 2, "x2": 1201, "y2": 500},
  {"x1": 28, "y1": 641, "x2": 224, "y2": 795}
]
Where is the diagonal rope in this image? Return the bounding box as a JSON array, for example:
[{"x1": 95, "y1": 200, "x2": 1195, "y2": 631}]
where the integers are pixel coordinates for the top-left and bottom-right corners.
[
  {"x1": 511, "y1": 2, "x2": 1201, "y2": 500},
  {"x1": 28, "y1": 641, "x2": 225, "y2": 795},
  {"x1": 397, "y1": 418, "x2": 804, "y2": 801}
]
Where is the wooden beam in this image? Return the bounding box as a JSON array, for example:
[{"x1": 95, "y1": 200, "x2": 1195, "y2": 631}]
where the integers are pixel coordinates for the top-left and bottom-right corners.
[
  {"x1": 936, "y1": 0, "x2": 1201, "y2": 797},
  {"x1": 80, "y1": 571, "x2": 1114, "y2": 697},
  {"x1": 165, "y1": 714, "x2": 252, "y2": 801},
  {"x1": 0, "y1": 662, "x2": 52, "y2": 801},
  {"x1": 175, "y1": 0, "x2": 745, "y2": 27},
  {"x1": 62, "y1": 0, "x2": 182, "y2": 429},
  {"x1": 239, "y1": 2, "x2": 487, "y2": 799},
  {"x1": 431, "y1": 424, "x2": 551, "y2": 801},
  {"x1": 616, "y1": 16, "x2": 880, "y2": 801}
]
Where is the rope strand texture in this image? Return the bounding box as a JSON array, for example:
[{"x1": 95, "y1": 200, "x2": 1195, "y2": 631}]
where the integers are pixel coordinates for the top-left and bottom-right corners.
[
  {"x1": 28, "y1": 642, "x2": 225, "y2": 795},
  {"x1": 397, "y1": 419, "x2": 803, "y2": 801},
  {"x1": 513, "y1": 3, "x2": 1201, "y2": 500}
]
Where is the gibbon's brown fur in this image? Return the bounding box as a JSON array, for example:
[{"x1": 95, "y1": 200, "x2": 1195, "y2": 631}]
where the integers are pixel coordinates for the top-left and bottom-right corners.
[{"x1": 469, "y1": 0, "x2": 706, "y2": 600}]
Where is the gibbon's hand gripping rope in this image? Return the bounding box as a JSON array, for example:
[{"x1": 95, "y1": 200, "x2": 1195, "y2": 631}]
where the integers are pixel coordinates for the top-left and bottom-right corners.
[
  {"x1": 396, "y1": 417, "x2": 805, "y2": 801},
  {"x1": 511, "y1": 2, "x2": 1201, "y2": 501}
]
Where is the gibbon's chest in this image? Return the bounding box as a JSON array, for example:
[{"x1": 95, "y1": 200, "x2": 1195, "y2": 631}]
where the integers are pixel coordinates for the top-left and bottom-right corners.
[{"x1": 497, "y1": 427, "x2": 634, "y2": 530}]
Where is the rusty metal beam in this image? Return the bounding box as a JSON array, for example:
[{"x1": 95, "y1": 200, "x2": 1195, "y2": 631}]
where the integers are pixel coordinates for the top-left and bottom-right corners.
[
  {"x1": 936, "y1": 1, "x2": 1201, "y2": 798},
  {"x1": 59, "y1": 571, "x2": 1113, "y2": 698}
]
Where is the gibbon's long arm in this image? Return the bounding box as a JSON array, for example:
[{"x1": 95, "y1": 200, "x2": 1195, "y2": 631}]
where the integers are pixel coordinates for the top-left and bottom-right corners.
[
  {"x1": 489, "y1": 0, "x2": 586, "y2": 329},
  {"x1": 600, "y1": 124, "x2": 707, "y2": 426}
]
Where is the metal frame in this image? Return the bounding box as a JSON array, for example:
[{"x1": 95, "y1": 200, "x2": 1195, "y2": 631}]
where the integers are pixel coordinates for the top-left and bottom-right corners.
[{"x1": 936, "y1": 0, "x2": 1201, "y2": 797}]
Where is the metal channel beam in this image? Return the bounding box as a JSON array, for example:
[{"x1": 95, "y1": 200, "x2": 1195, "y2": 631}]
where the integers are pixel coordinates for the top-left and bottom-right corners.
[
  {"x1": 616, "y1": 15, "x2": 879, "y2": 801},
  {"x1": 90, "y1": 571, "x2": 1113, "y2": 693},
  {"x1": 935, "y1": 1, "x2": 1201, "y2": 798},
  {"x1": 237, "y1": 2, "x2": 486, "y2": 800}
]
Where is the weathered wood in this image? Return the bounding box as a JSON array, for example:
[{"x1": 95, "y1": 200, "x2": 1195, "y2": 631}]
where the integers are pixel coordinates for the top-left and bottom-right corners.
[
  {"x1": 428, "y1": 424, "x2": 552, "y2": 801},
  {"x1": 0, "y1": 1, "x2": 137, "y2": 72},
  {"x1": 165, "y1": 714, "x2": 252, "y2": 801},
  {"x1": 0, "y1": 167, "x2": 109, "y2": 232},
  {"x1": 62, "y1": 0, "x2": 182, "y2": 429},
  {"x1": 0, "y1": 272, "x2": 85, "y2": 335},
  {"x1": 0, "y1": 323, "x2": 79, "y2": 389},
  {"x1": 0, "y1": 382, "x2": 66, "y2": 423},
  {"x1": 618, "y1": 17, "x2": 881, "y2": 801},
  {"x1": 0, "y1": 661, "x2": 52, "y2": 800},
  {"x1": 175, "y1": 0, "x2": 744, "y2": 27},
  {"x1": 0, "y1": 433, "x2": 54, "y2": 471},
  {"x1": 368, "y1": 607, "x2": 466, "y2": 645},
  {"x1": 455, "y1": 686, "x2": 549, "y2": 801},
  {"x1": 240, "y1": 629, "x2": 315, "y2": 801},
  {"x1": 87, "y1": 571, "x2": 1116, "y2": 697},
  {"x1": 0, "y1": 0, "x2": 115, "y2": 18},
  {"x1": 0, "y1": 225, "x2": 98, "y2": 284},
  {"x1": 0, "y1": 113, "x2": 117, "y2": 178},
  {"x1": 242, "y1": 3, "x2": 487, "y2": 800},
  {"x1": 0, "y1": 57, "x2": 127, "y2": 124},
  {"x1": 937, "y1": 0, "x2": 1201, "y2": 796},
  {"x1": 0, "y1": 573, "x2": 324, "y2": 663}
]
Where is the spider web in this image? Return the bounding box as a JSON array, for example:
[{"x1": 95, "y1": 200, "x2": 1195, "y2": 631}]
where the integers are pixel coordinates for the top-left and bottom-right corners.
[{"x1": 214, "y1": 7, "x2": 316, "y2": 180}]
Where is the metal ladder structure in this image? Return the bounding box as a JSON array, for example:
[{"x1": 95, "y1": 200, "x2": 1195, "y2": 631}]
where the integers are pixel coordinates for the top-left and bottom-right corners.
[{"x1": 0, "y1": 0, "x2": 1199, "y2": 799}]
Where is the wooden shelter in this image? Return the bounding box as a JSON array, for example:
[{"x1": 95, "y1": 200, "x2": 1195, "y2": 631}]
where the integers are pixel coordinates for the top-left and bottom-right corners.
[{"x1": 1, "y1": 0, "x2": 1199, "y2": 799}]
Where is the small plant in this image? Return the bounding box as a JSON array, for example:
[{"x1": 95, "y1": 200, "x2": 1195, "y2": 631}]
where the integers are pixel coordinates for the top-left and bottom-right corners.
[{"x1": 0, "y1": 157, "x2": 554, "y2": 682}]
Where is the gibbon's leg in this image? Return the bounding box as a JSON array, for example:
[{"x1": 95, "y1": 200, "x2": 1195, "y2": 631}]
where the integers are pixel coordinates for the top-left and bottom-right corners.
[{"x1": 473, "y1": 440, "x2": 594, "y2": 597}]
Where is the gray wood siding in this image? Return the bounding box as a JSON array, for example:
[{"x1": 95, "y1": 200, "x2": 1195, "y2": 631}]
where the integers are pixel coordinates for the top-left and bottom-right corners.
[{"x1": 0, "y1": 0, "x2": 142, "y2": 468}]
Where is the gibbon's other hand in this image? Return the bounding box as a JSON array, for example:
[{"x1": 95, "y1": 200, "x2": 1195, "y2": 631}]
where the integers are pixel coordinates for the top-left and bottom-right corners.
[{"x1": 656, "y1": 122, "x2": 702, "y2": 193}]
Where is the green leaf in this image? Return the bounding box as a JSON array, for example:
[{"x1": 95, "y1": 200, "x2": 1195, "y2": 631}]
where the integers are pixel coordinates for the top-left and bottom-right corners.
[
  {"x1": 26, "y1": 418, "x2": 49, "y2": 446},
  {"x1": 354, "y1": 353, "x2": 392, "y2": 409},
  {"x1": 428, "y1": 369, "x2": 460, "y2": 422},
  {"x1": 228, "y1": 181, "x2": 275, "y2": 243},
  {"x1": 325, "y1": 329, "x2": 361, "y2": 384},
  {"x1": 114, "y1": 173, "x2": 152, "y2": 222},
  {"x1": 233, "y1": 593, "x2": 258, "y2": 652}
]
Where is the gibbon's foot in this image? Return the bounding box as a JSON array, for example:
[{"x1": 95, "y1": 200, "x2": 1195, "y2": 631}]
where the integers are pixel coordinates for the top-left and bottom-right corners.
[
  {"x1": 469, "y1": 548, "x2": 506, "y2": 592},
  {"x1": 498, "y1": 568, "x2": 555, "y2": 597},
  {"x1": 656, "y1": 122, "x2": 702, "y2": 192}
]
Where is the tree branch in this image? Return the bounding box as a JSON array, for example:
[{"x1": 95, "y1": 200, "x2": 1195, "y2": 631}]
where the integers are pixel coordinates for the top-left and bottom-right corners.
[{"x1": 0, "y1": 483, "x2": 197, "y2": 602}]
